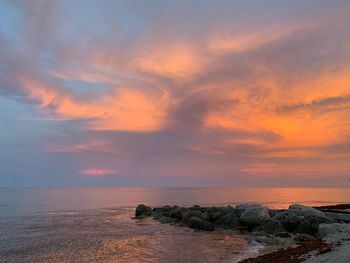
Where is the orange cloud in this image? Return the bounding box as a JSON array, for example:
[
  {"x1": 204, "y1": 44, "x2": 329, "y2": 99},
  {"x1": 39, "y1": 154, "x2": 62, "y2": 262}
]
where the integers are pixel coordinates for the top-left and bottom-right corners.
[
  {"x1": 130, "y1": 42, "x2": 202, "y2": 79},
  {"x1": 19, "y1": 77, "x2": 169, "y2": 132},
  {"x1": 242, "y1": 162, "x2": 350, "y2": 177},
  {"x1": 203, "y1": 64, "x2": 350, "y2": 157},
  {"x1": 15, "y1": 19, "x2": 350, "y2": 162}
]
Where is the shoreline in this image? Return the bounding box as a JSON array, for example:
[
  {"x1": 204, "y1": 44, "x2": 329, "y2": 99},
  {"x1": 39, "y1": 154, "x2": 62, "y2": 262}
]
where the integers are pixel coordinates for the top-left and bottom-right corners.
[{"x1": 135, "y1": 203, "x2": 350, "y2": 262}]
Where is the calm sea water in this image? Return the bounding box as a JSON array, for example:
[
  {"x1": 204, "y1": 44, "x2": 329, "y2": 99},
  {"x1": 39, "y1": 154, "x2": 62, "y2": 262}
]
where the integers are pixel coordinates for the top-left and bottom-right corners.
[{"x1": 1, "y1": 187, "x2": 350, "y2": 262}]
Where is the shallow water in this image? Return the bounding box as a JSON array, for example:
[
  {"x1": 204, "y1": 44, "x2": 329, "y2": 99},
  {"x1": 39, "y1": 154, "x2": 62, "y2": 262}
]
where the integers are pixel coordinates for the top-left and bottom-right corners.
[
  {"x1": 1, "y1": 187, "x2": 350, "y2": 262},
  {"x1": 0, "y1": 208, "x2": 259, "y2": 262}
]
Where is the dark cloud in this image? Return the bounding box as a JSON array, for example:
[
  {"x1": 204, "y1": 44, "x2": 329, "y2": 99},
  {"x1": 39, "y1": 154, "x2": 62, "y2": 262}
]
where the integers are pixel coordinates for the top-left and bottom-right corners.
[{"x1": 278, "y1": 94, "x2": 350, "y2": 113}]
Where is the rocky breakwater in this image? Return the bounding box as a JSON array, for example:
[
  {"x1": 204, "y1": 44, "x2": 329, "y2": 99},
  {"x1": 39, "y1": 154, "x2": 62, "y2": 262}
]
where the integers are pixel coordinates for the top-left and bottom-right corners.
[
  {"x1": 134, "y1": 203, "x2": 350, "y2": 262},
  {"x1": 134, "y1": 203, "x2": 335, "y2": 235}
]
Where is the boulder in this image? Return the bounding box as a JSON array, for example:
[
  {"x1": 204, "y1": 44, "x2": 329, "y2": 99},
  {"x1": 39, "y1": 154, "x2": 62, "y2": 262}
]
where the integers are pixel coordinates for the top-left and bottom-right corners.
[
  {"x1": 160, "y1": 205, "x2": 172, "y2": 217},
  {"x1": 324, "y1": 212, "x2": 350, "y2": 223},
  {"x1": 234, "y1": 203, "x2": 267, "y2": 218},
  {"x1": 239, "y1": 206, "x2": 270, "y2": 228},
  {"x1": 254, "y1": 235, "x2": 296, "y2": 247},
  {"x1": 294, "y1": 215, "x2": 334, "y2": 235},
  {"x1": 256, "y1": 220, "x2": 286, "y2": 234},
  {"x1": 159, "y1": 216, "x2": 178, "y2": 224},
  {"x1": 273, "y1": 210, "x2": 303, "y2": 231},
  {"x1": 289, "y1": 204, "x2": 325, "y2": 217},
  {"x1": 214, "y1": 213, "x2": 239, "y2": 229},
  {"x1": 182, "y1": 210, "x2": 209, "y2": 223},
  {"x1": 135, "y1": 204, "x2": 152, "y2": 218},
  {"x1": 152, "y1": 212, "x2": 162, "y2": 220},
  {"x1": 189, "y1": 217, "x2": 215, "y2": 231},
  {"x1": 318, "y1": 223, "x2": 345, "y2": 238},
  {"x1": 206, "y1": 207, "x2": 227, "y2": 223},
  {"x1": 236, "y1": 203, "x2": 267, "y2": 210},
  {"x1": 268, "y1": 209, "x2": 279, "y2": 217},
  {"x1": 189, "y1": 205, "x2": 207, "y2": 213},
  {"x1": 169, "y1": 207, "x2": 188, "y2": 220}
]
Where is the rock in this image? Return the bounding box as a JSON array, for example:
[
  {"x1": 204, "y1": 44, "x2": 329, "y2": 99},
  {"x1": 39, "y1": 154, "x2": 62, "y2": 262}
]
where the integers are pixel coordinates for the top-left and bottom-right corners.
[
  {"x1": 214, "y1": 213, "x2": 239, "y2": 229},
  {"x1": 289, "y1": 204, "x2": 325, "y2": 217},
  {"x1": 169, "y1": 207, "x2": 188, "y2": 220},
  {"x1": 254, "y1": 235, "x2": 296, "y2": 247},
  {"x1": 275, "y1": 232, "x2": 291, "y2": 238},
  {"x1": 268, "y1": 209, "x2": 279, "y2": 217},
  {"x1": 207, "y1": 207, "x2": 227, "y2": 223},
  {"x1": 234, "y1": 203, "x2": 267, "y2": 218},
  {"x1": 239, "y1": 206, "x2": 270, "y2": 228},
  {"x1": 189, "y1": 206, "x2": 206, "y2": 212},
  {"x1": 236, "y1": 203, "x2": 267, "y2": 210},
  {"x1": 294, "y1": 215, "x2": 334, "y2": 235},
  {"x1": 318, "y1": 223, "x2": 345, "y2": 238},
  {"x1": 152, "y1": 212, "x2": 162, "y2": 220},
  {"x1": 189, "y1": 217, "x2": 215, "y2": 231},
  {"x1": 294, "y1": 234, "x2": 317, "y2": 243},
  {"x1": 273, "y1": 210, "x2": 303, "y2": 231},
  {"x1": 256, "y1": 220, "x2": 286, "y2": 234},
  {"x1": 135, "y1": 204, "x2": 152, "y2": 218},
  {"x1": 160, "y1": 205, "x2": 172, "y2": 217},
  {"x1": 182, "y1": 210, "x2": 209, "y2": 223},
  {"x1": 159, "y1": 216, "x2": 178, "y2": 224},
  {"x1": 324, "y1": 212, "x2": 350, "y2": 223}
]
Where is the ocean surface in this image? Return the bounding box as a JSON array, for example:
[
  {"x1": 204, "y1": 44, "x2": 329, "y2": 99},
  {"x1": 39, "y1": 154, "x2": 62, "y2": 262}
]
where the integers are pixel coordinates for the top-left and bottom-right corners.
[{"x1": 1, "y1": 187, "x2": 350, "y2": 262}]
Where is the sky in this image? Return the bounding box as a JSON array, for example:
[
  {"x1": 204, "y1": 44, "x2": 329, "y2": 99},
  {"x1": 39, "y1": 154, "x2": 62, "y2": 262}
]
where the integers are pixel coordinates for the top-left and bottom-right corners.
[{"x1": 1, "y1": 0, "x2": 350, "y2": 187}]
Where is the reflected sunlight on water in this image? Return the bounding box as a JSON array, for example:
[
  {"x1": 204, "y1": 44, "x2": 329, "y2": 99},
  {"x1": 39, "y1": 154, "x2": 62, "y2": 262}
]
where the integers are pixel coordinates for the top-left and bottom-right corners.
[
  {"x1": 1, "y1": 187, "x2": 350, "y2": 262},
  {"x1": 1, "y1": 187, "x2": 350, "y2": 216}
]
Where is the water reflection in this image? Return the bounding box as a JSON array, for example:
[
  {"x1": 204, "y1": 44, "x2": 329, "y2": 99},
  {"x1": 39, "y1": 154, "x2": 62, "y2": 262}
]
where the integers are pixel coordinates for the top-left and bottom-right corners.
[
  {"x1": 1, "y1": 187, "x2": 350, "y2": 262},
  {"x1": 0, "y1": 208, "x2": 256, "y2": 263},
  {"x1": 1, "y1": 187, "x2": 350, "y2": 216}
]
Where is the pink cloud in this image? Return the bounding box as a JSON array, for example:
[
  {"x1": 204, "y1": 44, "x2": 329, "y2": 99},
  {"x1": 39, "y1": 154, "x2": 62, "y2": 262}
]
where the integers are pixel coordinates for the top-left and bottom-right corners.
[{"x1": 79, "y1": 169, "x2": 117, "y2": 177}]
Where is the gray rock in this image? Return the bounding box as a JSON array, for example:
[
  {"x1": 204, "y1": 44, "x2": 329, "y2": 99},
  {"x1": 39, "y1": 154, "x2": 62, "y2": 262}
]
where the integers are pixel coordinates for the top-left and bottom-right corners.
[
  {"x1": 325, "y1": 212, "x2": 350, "y2": 223},
  {"x1": 135, "y1": 204, "x2": 152, "y2": 218},
  {"x1": 160, "y1": 205, "x2": 172, "y2": 217},
  {"x1": 273, "y1": 210, "x2": 303, "y2": 231},
  {"x1": 239, "y1": 206, "x2": 270, "y2": 228},
  {"x1": 189, "y1": 217, "x2": 215, "y2": 231},
  {"x1": 152, "y1": 212, "x2": 162, "y2": 220},
  {"x1": 169, "y1": 207, "x2": 188, "y2": 220},
  {"x1": 256, "y1": 220, "x2": 286, "y2": 234},
  {"x1": 289, "y1": 204, "x2": 325, "y2": 217},
  {"x1": 234, "y1": 203, "x2": 267, "y2": 218},
  {"x1": 159, "y1": 216, "x2": 178, "y2": 224},
  {"x1": 207, "y1": 207, "x2": 227, "y2": 223},
  {"x1": 214, "y1": 213, "x2": 239, "y2": 229},
  {"x1": 182, "y1": 210, "x2": 209, "y2": 223},
  {"x1": 236, "y1": 203, "x2": 267, "y2": 210},
  {"x1": 294, "y1": 215, "x2": 334, "y2": 235},
  {"x1": 305, "y1": 224, "x2": 350, "y2": 263},
  {"x1": 268, "y1": 209, "x2": 279, "y2": 217},
  {"x1": 254, "y1": 235, "x2": 296, "y2": 247},
  {"x1": 318, "y1": 223, "x2": 345, "y2": 238}
]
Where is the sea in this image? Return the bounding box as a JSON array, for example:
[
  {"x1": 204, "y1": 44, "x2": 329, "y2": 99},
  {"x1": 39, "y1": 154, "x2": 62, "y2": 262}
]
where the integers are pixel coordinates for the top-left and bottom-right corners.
[{"x1": 1, "y1": 187, "x2": 350, "y2": 262}]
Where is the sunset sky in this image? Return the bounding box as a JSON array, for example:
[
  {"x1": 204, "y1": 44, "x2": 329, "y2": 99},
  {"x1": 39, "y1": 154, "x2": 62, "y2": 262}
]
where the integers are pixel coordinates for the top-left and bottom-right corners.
[{"x1": 1, "y1": 0, "x2": 350, "y2": 187}]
